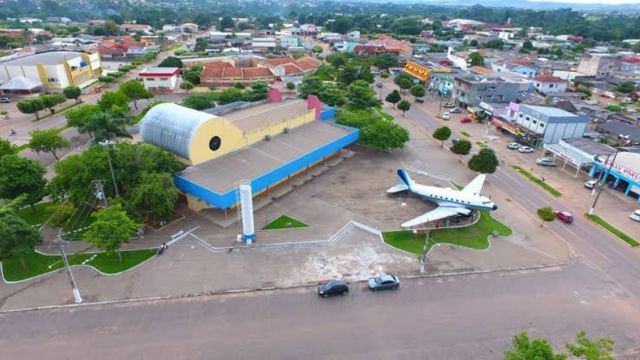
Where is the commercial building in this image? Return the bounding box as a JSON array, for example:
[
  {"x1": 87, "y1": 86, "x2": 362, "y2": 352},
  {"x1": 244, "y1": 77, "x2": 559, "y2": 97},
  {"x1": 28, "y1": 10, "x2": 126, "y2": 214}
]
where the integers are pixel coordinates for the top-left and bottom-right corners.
[
  {"x1": 140, "y1": 90, "x2": 358, "y2": 212},
  {"x1": 577, "y1": 53, "x2": 617, "y2": 79},
  {"x1": 0, "y1": 50, "x2": 102, "y2": 92},
  {"x1": 452, "y1": 75, "x2": 521, "y2": 108},
  {"x1": 514, "y1": 104, "x2": 587, "y2": 146},
  {"x1": 543, "y1": 138, "x2": 615, "y2": 176},
  {"x1": 139, "y1": 67, "x2": 181, "y2": 91},
  {"x1": 590, "y1": 151, "x2": 640, "y2": 202}
]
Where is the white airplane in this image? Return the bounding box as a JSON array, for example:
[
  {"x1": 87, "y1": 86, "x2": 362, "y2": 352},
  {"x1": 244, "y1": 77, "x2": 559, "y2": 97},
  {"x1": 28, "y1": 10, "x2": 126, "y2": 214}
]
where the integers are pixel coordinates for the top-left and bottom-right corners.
[{"x1": 387, "y1": 169, "x2": 498, "y2": 228}]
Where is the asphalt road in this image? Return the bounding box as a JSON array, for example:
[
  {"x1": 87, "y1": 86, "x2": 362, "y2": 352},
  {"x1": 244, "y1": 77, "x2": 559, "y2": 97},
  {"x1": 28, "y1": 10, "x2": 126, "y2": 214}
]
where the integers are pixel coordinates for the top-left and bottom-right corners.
[{"x1": 1, "y1": 264, "x2": 639, "y2": 360}]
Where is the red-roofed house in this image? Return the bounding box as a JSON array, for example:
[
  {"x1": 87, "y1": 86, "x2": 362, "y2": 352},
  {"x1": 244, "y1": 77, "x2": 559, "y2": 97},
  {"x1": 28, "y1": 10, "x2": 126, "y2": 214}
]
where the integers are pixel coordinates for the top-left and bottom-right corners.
[
  {"x1": 533, "y1": 73, "x2": 567, "y2": 94},
  {"x1": 265, "y1": 56, "x2": 321, "y2": 81},
  {"x1": 98, "y1": 40, "x2": 128, "y2": 58},
  {"x1": 353, "y1": 35, "x2": 412, "y2": 58},
  {"x1": 200, "y1": 62, "x2": 275, "y2": 86},
  {"x1": 139, "y1": 67, "x2": 181, "y2": 91}
]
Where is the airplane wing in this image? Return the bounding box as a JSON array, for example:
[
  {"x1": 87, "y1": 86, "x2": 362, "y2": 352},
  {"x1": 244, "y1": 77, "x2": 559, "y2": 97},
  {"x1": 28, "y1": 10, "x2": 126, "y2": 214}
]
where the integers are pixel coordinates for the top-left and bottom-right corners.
[
  {"x1": 401, "y1": 206, "x2": 471, "y2": 228},
  {"x1": 387, "y1": 184, "x2": 409, "y2": 193},
  {"x1": 461, "y1": 174, "x2": 486, "y2": 196}
]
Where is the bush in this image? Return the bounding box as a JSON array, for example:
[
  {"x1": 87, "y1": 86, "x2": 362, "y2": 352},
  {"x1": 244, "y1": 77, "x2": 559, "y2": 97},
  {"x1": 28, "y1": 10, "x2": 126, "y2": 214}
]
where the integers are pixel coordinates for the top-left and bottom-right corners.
[
  {"x1": 286, "y1": 82, "x2": 296, "y2": 90},
  {"x1": 98, "y1": 75, "x2": 115, "y2": 83},
  {"x1": 118, "y1": 65, "x2": 131, "y2": 73},
  {"x1": 208, "y1": 84, "x2": 217, "y2": 91},
  {"x1": 234, "y1": 82, "x2": 246, "y2": 89},
  {"x1": 47, "y1": 202, "x2": 75, "y2": 228},
  {"x1": 110, "y1": 71, "x2": 124, "y2": 78},
  {"x1": 380, "y1": 72, "x2": 390, "y2": 79},
  {"x1": 180, "y1": 80, "x2": 195, "y2": 90}
]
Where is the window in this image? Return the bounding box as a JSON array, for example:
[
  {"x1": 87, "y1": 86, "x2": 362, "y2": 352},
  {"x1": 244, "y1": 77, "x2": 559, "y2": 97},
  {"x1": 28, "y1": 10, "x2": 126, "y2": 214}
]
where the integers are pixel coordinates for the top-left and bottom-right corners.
[
  {"x1": 209, "y1": 136, "x2": 222, "y2": 151},
  {"x1": 549, "y1": 84, "x2": 554, "y2": 88},
  {"x1": 519, "y1": 113, "x2": 524, "y2": 118},
  {"x1": 146, "y1": 78, "x2": 155, "y2": 81},
  {"x1": 525, "y1": 116, "x2": 530, "y2": 121},
  {"x1": 539, "y1": 122, "x2": 545, "y2": 128},
  {"x1": 532, "y1": 120, "x2": 537, "y2": 125}
]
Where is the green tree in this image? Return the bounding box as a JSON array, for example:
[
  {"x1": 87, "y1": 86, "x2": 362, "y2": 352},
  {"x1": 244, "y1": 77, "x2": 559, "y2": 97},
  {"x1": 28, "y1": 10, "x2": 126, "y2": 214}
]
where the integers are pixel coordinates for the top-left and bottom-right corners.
[
  {"x1": 39, "y1": 94, "x2": 66, "y2": 114},
  {"x1": 220, "y1": 16, "x2": 235, "y2": 30},
  {"x1": 180, "y1": 80, "x2": 195, "y2": 90},
  {"x1": 522, "y1": 40, "x2": 533, "y2": 51},
  {"x1": 386, "y1": 90, "x2": 402, "y2": 107},
  {"x1": 0, "y1": 200, "x2": 43, "y2": 270},
  {"x1": 83, "y1": 204, "x2": 138, "y2": 261},
  {"x1": 66, "y1": 104, "x2": 102, "y2": 137},
  {"x1": 182, "y1": 93, "x2": 216, "y2": 110},
  {"x1": 397, "y1": 100, "x2": 411, "y2": 116},
  {"x1": 346, "y1": 80, "x2": 378, "y2": 110},
  {"x1": 183, "y1": 69, "x2": 201, "y2": 84},
  {"x1": 504, "y1": 331, "x2": 567, "y2": 360},
  {"x1": 468, "y1": 148, "x2": 499, "y2": 174},
  {"x1": 397, "y1": 77, "x2": 413, "y2": 93},
  {"x1": 470, "y1": 39, "x2": 479, "y2": 47},
  {"x1": 360, "y1": 118, "x2": 409, "y2": 151},
  {"x1": 286, "y1": 82, "x2": 296, "y2": 90},
  {"x1": 565, "y1": 331, "x2": 614, "y2": 360},
  {"x1": 318, "y1": 84, "x2": 346, "y2": 107},
  {"x1": 469, "y1": 52, "x2": 485, "y2": 67},
  {"x1": 98, "y1": 75, "x2": 115, "y2": 83},
  {"x1": 616, "y1": 81, "x2": 635, "y2": 94},
  {"x1": 157, "y1": 56, "x2": 183, "y2": 68},
  {"x1": 298, "y1": 77, "x2": 324, "y2": 99},
  {"x1": 98, "y1": 90, "x2": 130, "y2": 113},
  {"x1": 411, "y1": 84, "x2": 426, "y2": 99},
  {"x1": 63, "y1": 86, "x2": 82, "y2": 104},
  {"x1": 0, "y1": 139, "x2": 17, "y2": 158},
  {"x1": 451, "y1": 139, "x2": 472, "y2": 161},
  {"x1": 82, "y1": 112, "x2": 131, "y2": 143},
  {"x1": 128, "y1": 173, "x2": 179, "y2": 222},
  {"x1": 537, "y1": 206, "x2": 556, "y2": 227},
  {"x1": 312, "y1": 45, "x2": 323, "y2": 54},
  {"x1": 432, "y1": 126, "x2": 452, "y2": 147},
  {"x1": 0, "y1": 155, "x2": 47, "y2": 211},
  {"x1": 16, "y1": 97, "x2": 45, "y2": 120},
  {"x1": 28, "y1": 128, "x2": 70, "y2": 160},
  {"x1": 119, "y1": 80, "x2": 153, "y2": 110},
  {"x1": 368, "y1": 54, "x2": 398, "y2": 70}
]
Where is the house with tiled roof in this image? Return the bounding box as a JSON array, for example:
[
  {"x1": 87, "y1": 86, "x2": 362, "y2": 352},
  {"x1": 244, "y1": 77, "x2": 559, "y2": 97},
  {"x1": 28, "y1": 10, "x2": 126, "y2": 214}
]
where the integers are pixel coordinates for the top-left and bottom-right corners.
[
  {"x1": 120, "y1": 23, "x2": 152, "y2": 34},
  {"x1": 353, "y1": 34, "x2": 412, "y2": 59},
  {"x1": 533, "y1": 73, "x2": 567, "y2": 94},
  {"x1": 200, "y1": 61, "x2": 275, "y2": 86},
  {"x1": 98, "y1": 40, "x2": 128, "y2": 58},
  {"x1": 263, "y1": 56, "x2": 321, "y2": 81}
]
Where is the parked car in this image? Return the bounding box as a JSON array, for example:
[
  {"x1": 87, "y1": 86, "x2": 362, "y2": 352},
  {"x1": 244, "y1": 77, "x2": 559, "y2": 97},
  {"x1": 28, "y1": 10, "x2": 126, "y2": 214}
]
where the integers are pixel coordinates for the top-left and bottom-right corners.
[
  {"x1": 375, "y1": 82, "x2": 383, "y2": 88},
  {"x1": 461, "y1": 117, "x2": 472, "y2": 123},
  {"x1": 0, "y1": 97, "x2": 11, "y2": 103},
  {"x1": 630, "y1": 210, "x2": 640, "y2": 222},
  {"x1": 584, "y1": 179, "x2": 597, "y2": 189},
  {"x1": 415, "y1": 96, "x2": 425, "y2": 103},
  {"x1": 518, "y1": 146, "x2": 534, "y2": 153},
  {"x1": 450, "y1": 107, "x2": 462, "y2": 113},
  {"x1": 507, "y1": 142, "x2": 522, "y2": 150},
  {"x1": 555, "y1": 211, "x2": 574, "y2": 224},
  {"x1": 536, "y1": 158, "x2": 556, "y2": 167},
  {"x1": 368, "y1": 274, "x2": 400, "y2": 291},
  {"x1": 444, "y1": 103, "x2": 455, "y2": 108},
  {"x1": 318, "y1": 279, "x2": 349, "y2": 297},
  {"x1": 442, "y1": 112, "x2": 450, "y2": 120}
]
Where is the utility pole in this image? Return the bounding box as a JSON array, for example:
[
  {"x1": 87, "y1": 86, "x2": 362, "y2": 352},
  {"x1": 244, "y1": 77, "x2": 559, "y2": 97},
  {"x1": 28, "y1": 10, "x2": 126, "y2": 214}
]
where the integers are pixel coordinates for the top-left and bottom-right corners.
[
  {"x1": 60, "y1": 243, "x2": 83, "y2": 304},
  {"x1": 92, "y1": 179, "x2": 109, "y2": 208},
  {"x1": 589, "y1": 148, "x2": 620, "y2": 215}
]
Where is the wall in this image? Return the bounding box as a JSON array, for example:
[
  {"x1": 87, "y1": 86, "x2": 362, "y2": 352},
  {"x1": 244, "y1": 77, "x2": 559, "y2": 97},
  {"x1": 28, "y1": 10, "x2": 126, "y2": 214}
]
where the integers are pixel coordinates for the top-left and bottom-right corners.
[
  {"x1": 244, "y1": 110, "x2": 315, "y2": 145},
  {"x1": 535, "y1": 81, "x2": 567, "y2": 94},
  {"x1": 188, "y1": 117, "x2": 246, "y2": 165},
  {"x1": 142, "y1": 75, "x2": 178, "y2": 90}
]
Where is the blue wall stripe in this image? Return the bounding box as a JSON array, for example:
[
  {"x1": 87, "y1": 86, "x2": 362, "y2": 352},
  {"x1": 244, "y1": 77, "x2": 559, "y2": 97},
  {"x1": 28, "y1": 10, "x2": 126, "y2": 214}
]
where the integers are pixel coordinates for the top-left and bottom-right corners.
[{"x1": 175, "y1": 127, "x2": 359, "y2": 209}]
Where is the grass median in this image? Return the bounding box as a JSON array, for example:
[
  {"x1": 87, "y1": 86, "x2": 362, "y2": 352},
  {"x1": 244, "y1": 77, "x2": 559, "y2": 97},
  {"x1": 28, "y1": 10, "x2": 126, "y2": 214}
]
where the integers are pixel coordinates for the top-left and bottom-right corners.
[
  {"x1": 383, "y1": 211, "x2": 512, "y2": 255},
  {"x1": 263, "y1": 215, "x2": 309, "y2": 230},
  {"x1": 511, "y1": 165, "x2": 562, "y2": 197},
  {"x1": 585, "y1": 214, "x2": 640, "y2": 247},
  {"x1": 2, "y1": 249, "x2": 156, "y2": 282}
]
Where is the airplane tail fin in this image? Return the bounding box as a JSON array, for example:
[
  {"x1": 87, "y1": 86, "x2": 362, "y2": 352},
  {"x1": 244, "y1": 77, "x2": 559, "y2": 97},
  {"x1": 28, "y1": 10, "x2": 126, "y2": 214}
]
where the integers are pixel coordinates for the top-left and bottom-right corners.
[{"x1": 397, "y1": 169, "x2": 413, "y2": 190}]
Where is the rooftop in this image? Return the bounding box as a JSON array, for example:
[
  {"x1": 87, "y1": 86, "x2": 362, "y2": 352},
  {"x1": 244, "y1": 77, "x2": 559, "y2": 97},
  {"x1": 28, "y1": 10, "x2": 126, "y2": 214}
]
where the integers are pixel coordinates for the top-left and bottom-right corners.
[
  {"x1": 178, "y1": 121, "x2": 353, "y2": 194},
  {"x1": 139, "y1": 67, "x2": 180, "y2": 76},
  {"x1": 224, "y1": 99, "x2": 309, "y2": 133},
  {"x1": 1, "y1": 51, "x2": 86, "y2": 65},
  {"x1": 564, "y1": 137, "x2": 616, "y2": 157},
  {"x1": 521, "y1": 104, "x2": 579, "y2": 118}
]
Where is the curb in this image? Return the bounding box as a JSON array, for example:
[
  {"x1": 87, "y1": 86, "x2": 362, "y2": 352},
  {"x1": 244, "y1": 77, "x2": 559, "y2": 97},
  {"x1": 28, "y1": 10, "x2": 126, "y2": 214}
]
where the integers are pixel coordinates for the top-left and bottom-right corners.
[{"x1": 0, "y1": 261, "x2": 570, "y2": 315}]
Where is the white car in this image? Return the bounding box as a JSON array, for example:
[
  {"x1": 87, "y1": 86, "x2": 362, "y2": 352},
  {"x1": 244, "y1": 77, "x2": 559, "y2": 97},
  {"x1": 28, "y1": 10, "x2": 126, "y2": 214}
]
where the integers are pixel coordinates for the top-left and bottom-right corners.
[
  {"x1": 630, "y1": 210, "x2": 640, "y2": 222},
  {"x1": 442, "y1": 112, "x2": 450, "y2": 120},
  {"x1": 507, "y1": 142, "x2": 521, "y2": 150},
  {"x1": 584, "y1": 179, "x2": 597, "y2": 189},
  {"x1": 518, "y1": 146, "x2": 534, "y2": 153}
]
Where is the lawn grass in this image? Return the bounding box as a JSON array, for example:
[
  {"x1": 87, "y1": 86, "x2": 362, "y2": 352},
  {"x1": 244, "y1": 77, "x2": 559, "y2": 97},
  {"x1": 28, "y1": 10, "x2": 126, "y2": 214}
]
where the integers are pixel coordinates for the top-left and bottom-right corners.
[
  {"x1": 383, "y1": 211, "x2": 512, "y2": 255},
  {"x1": 167, "y1": 44, "x2": 183, "y2": 51},
  {"x1": 511, "y1": 165, "x2": 562, "y2": 197},
  {"x1": 475, "y1": 141, "x2": 487, "y2": 148},
  {"x1": 62, "y1": 204, "x2": 96, "y2": 241},
  {"x1": 461, "y1": 131, "x2": 471, "y2": 137},
  {"x1": 374, "y1": 107, "x2": 394, "y2": 121},
  {"x1": 585, "y1": 214, "x2": 640, "y2": 247},
  {"x1": 17, "y1": 202, "x2": 55, "y2": 226},
  {"x1": 2, "y1": 249, "x2": 156, "y2": 282},
  {"x1": 263, "y1": 215, "x2": 309, "y2": 230}
]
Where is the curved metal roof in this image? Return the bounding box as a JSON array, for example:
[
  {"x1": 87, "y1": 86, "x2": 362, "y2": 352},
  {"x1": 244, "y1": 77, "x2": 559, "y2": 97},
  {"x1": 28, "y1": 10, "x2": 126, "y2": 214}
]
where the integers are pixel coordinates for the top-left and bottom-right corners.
[{"x1": 140, "y1": 103, "x2": 214, "y2": 159}]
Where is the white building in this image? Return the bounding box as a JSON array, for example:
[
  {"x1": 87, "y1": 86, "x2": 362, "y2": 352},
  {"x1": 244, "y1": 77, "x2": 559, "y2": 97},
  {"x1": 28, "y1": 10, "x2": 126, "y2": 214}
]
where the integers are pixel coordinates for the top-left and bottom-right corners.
[
  {"x1": 515, "y1": 104, "x2": 587, "y2": 145},
  {"x1": 139, "y1": 67, "x2": 180, "y2": 91},
  {"x1": 0, "y1": 51, "x2": 102, "y2": 91},
  {"x1": 533, "y1": 74, "x2": 568, "y2": 94}
]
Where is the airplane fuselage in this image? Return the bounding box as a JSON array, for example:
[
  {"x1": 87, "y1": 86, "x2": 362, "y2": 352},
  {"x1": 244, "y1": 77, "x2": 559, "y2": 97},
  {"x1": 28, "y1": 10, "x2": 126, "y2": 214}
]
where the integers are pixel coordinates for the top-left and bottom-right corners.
[{"x1": 409, "y1": 183, "x2": 497, "y2": 212}]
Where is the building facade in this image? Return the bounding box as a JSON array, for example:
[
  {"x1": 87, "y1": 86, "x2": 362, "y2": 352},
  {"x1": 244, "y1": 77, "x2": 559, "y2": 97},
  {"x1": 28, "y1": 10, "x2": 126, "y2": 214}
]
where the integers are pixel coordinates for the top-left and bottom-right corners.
[
  {"x1": 514, "y1": 104, "x2": 587, "y2": 145},
  {"x1": 452, "y1": 75, "x2": 520, "y2": 108},
  {"x1": 577, "y1": 53, "x2": 617, "y2": 79},
  {"x1": 139, "y1": 67, "x2": 180, "y2": 91},
  {"x1": 0, "y1": 51, "x2": 102, "y2": 91}
]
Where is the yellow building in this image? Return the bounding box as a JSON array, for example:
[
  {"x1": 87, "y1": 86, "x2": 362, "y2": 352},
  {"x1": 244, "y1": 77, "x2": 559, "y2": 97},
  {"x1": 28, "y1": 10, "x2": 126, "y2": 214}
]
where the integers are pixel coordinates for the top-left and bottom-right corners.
[
  {"x1": 0, "y1": 51, "x2": 102, "y2": 92},
  {"x1": 140, "y1": 96, "x2": 359, "y2": 211},
  {"x1": 403, "y1": 60, "x2": 430, "y2": 82}
]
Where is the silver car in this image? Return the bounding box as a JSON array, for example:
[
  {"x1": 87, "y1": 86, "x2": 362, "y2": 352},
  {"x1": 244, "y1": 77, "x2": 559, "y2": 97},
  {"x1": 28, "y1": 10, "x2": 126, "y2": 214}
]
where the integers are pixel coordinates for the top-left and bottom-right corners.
[
  {"x1": 368, "y1": 274, "x2": 400, "y2": 291},
  {"x1": 536, "y1": 158, "x2": 556, "y2": 166}
]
